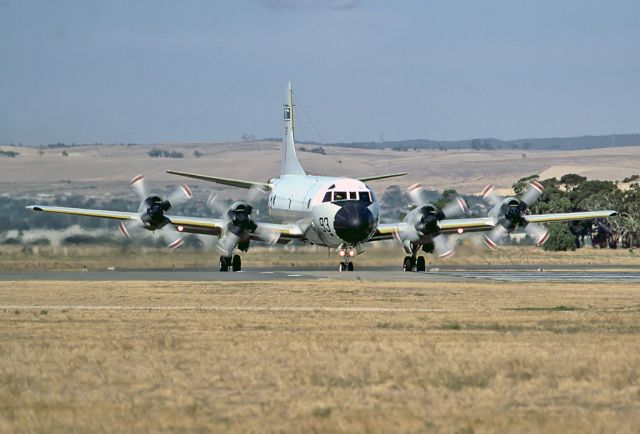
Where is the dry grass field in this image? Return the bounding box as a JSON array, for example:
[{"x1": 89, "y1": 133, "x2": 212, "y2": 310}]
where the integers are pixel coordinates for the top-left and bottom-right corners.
[
  {"x1": 1, "y1": 279, "x2": 639, "y2": 433},
  {"x1": 2, "y1": 244, "x2": 640, "y2": 272}
]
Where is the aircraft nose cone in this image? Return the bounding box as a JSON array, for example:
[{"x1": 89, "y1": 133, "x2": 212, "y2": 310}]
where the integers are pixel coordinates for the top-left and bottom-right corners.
[{"x1": 334, "y1": 201, "x2": 375, "y2": 243}]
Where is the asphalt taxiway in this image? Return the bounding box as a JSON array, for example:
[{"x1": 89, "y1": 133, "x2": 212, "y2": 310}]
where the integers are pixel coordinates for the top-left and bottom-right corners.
[{"x1": 2, "y1": 266, "x2": 640, "y2": 282}]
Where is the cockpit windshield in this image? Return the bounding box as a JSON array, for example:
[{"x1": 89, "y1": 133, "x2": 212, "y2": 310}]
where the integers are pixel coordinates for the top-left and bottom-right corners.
[
  {"x1": 359, "y1": 191, "x2": 372, "y2": 204},
  {"x1": 333, "y1": 191, "x2": 348, "y2": 201},
  {"x1": 323, "y1": 190, "x2": 373, "y2": 203}
]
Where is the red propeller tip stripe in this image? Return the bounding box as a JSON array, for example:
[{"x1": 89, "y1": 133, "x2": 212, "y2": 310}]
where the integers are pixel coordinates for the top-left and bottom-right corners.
[
  {"x1": 438, "y1": 249, "x2": 455, "y2": 259},
  {"x1": 168, "y1": 238, "x2": 184, "y2": 249},
  {"x1": 180, "y1": 184, "x2": 193, "y2": 199},
  {"x1": 118, "y1": 222, "x2": 131, "y2": 239},
  {"x1": 408, "y1": 183, "x2": 422, "y2": 192},
  {"x1": 481, "y1": 184, "x2": 494, "y2": 199},
  {"x1": 130, "y1": 175, "x2": 144, "y2": 185},
  {"x1": 483, "y1": 235, "x2": 499, "y2": 250},
  {"x1": 530, "y1": 180, "x2": 544, "y2": 193},
  {"x1": 457, "y1": 197, "x2": 468, "y2": 212},
  {"x1": 537, "y1": 231, "x2": 550, "y2": 245}
]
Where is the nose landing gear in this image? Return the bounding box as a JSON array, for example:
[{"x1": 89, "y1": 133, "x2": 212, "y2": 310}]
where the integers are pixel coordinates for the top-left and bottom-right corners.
[
  {"x1": 337, "y1": 245, "x2": 359, "y2": 272},
  {"x1": 339, "y1": 261, "x2": 355, "y2": 272}
]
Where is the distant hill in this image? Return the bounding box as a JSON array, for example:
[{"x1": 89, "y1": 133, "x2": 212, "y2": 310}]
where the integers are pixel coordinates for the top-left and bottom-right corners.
[{"x1": 321, "y1": 134, "x2": 640, "y2": 151}]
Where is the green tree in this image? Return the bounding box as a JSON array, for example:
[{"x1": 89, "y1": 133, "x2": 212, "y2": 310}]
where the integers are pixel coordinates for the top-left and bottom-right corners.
[
  {"x1": 542, "y1": 223, "x2": 576, "y2": 251},
  {"x1": 435, "y1": 189, "x2": 458, "y2": 210},
  {"x1": 560, "y1": 173, "x2": 586, "y2": 186}
]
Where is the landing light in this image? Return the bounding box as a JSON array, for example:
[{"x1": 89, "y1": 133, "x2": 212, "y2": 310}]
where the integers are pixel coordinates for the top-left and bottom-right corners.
[
  {"x1": 457, "y1": 228, "x2": 464, "y2": 234},
  {"x1": 348, "y1": 249, "x2": 356, "y2": 257},
  {"x1": 177, "y1": 225, "x2": 184, "y2": 232},
  {"x1": 338, "y1": 250, "x2": 346, "y2": 257}
]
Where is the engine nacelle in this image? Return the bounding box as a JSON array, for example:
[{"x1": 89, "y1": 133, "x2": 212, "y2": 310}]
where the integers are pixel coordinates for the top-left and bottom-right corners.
[
  {"x1": 489, "y1": 197, "x2": 528, "y2": 231},
  {"x1": 139, "y1": 195, "x2": 171, "y2": 231},
  {"x1": 218, "y1": 202, "x2": 258, "y2": 255},
  {"x1": 401, "y1": 203, "x2": 444, "y2": 242}
]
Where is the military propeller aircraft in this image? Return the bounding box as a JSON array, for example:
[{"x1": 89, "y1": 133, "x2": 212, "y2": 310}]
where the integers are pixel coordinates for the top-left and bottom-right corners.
[{"x1": 28, "y1": 83, "x2": 617, "y2": 272}]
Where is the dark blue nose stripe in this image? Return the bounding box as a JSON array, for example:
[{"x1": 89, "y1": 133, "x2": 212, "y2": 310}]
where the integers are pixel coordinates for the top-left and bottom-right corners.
[{"x1": 334, "y1": 201, "x2": 375, "y2": 243}]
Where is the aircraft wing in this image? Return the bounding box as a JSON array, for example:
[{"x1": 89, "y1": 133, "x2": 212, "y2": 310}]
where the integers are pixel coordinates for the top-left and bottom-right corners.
[
  {"x1": 27, "y1": 205, "x2": 304, "y2": 243},
  {"x1": 371, "y1": 218, "x2": 496, "y2": 241},
  {"x1": 370, "y1": 210, "x2": 617, "y2": 242},
  {"x1": 166, "y1": 170, "x2": 272, "y2": 190},
  {"x1": 27, "y1": 205, "x2": 139, "y2": 221},
  {"x1": 524, "y1": 210, "x2": 617, "y2": 223}
]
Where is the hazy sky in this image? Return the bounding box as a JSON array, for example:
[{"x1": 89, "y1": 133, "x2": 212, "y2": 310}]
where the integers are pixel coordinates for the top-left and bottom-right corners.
[{"x1": 1, "y1": 0, "x2": 639, "y2": 145}]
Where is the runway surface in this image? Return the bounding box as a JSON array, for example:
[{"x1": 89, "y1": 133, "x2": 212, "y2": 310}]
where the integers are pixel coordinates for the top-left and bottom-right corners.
[{"x1": 3, "y1": 266, "x2": 640, "y2": 282}]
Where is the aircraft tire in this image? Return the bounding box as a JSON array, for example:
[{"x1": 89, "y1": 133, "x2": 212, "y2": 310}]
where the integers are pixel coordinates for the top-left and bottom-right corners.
[
  {"x1": 219, "y1": 256, "x2": 230, "y2": 272},
  {"x1": 347, "y1": 262, "x2": 354, "y2": 272},
  {"x1": 416, "y1": 256, "x2": 426, "y2": 272},
  {"x1": 403, "y1": 256, "x2": 414, "y2": 272},
  {"x1": 232, "y1": 255, "x2": 242, "y2": 272}
]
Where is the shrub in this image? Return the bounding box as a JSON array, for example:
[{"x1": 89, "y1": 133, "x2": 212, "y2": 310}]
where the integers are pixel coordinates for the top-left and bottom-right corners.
[{"x1": 542, "y1": 223, "x2": 576, "y2": 251}]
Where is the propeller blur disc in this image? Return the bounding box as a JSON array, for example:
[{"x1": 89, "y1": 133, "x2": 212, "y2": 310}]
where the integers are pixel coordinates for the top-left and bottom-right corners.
[
  {"x1": 521, "y1": 180, "x2": 544, "y2": 206},
  {"x1": 130, "y1": 175, "x2": 148, "y2": 200},
  {"x1": 255, "y1": 225, "x2": 280, "y2": 245},
  {"x1": 524, "y1": 222, "x2": 550, "y2": 245},
  {"x1": 167, "y1": 184, "x2": 193, "y2": 206},
  {"x1": 217, "y1": 232, "x2": 240, "y2": 257},
  {"x1": 483, "y1": 225, "x2": 508, "y2": 250},
  {"x1": 433, "y1": 234, "x2": 455, "y2": 259},
  {"x1": 161, "y1": 226, "x2": 184, "y2": 249},
  {"x1": 481, "y1": 184, "x2": 502, "y2": 206},
  {"x1": 407, "y1": 183, "x2": 430, "y2": 207},
  {"x1": 442, "y1": 196, "x2": 469, "y2": 219}
]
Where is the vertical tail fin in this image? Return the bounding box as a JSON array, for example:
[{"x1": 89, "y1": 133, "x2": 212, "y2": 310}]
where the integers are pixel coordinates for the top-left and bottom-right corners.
[{"x1": 280, "y1": 82, "x2": 306, "y2": 176}]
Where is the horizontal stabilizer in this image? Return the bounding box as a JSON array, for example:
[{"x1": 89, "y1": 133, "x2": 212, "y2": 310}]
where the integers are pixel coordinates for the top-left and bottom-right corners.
[
  {"x1": 358, "y1": 172, "x2": 407, "y2": 183},
  {"x1": 167, "y1": 170, "x2": 272, "y2": 190}
]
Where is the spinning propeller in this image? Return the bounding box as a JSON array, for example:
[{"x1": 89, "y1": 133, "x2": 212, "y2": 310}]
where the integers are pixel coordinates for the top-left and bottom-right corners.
[
  {"x1": 396, "y1": 183, "x2": 468, "y2": 258},
  {"x1": 118, "y1": 175, "x2": 193, "y2": 249},
  {"x1": 481, "y1": 180, "x2": 549, "y2": 249},
  {"x1": 206, "y1": 187, "x2": 280, "y2": 256}
]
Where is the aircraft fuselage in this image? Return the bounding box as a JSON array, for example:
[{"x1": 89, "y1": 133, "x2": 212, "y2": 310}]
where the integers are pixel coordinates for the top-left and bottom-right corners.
[{"x1": 267, "y1": 174, "x2": 380, "y2": 249}]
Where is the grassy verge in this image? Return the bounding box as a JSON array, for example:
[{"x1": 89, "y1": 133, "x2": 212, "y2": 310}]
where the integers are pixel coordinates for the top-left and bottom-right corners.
[
  {"x1": 1, "y1": 280, "x2": 639, "y2": 433},
  {"x1": 1, "y1": 243, "x2": 639, "y2": 271}
]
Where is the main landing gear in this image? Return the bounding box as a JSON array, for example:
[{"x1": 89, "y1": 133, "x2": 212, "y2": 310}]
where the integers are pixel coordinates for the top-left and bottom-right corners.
[
  {"x1": 403, "y1": 255, "x2": 426, "y2": 272},
  {"x1": 219, "y1": 255, "x2": 242, "y2": 272},
  {"x1": 403, "y1": 242, "x2": 427, "y2": 272}
]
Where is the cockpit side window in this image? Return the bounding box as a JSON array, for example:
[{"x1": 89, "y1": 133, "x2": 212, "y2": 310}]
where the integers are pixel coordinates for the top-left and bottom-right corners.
[
  {"x1": 359, "y1": 191, "x2": 372, "y2": 204},
  {"x1": 349, "y1": 191, "x2": 357, "y2": 200},
  {"x1": 322, "y1": 192, "x2": 332, "y2": 203},
  {"x1": 333, "y1": 191, "x2": 347, "y2": 201}
]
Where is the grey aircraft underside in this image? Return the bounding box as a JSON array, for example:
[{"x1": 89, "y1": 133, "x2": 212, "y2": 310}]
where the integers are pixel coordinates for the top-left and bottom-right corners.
[{"x1": 28, "y1": 83, "x2": 617, "y2": 272}]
